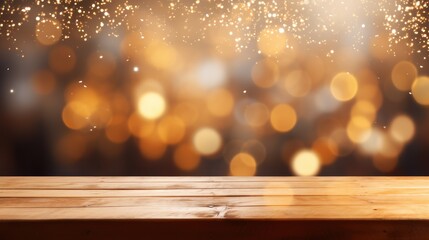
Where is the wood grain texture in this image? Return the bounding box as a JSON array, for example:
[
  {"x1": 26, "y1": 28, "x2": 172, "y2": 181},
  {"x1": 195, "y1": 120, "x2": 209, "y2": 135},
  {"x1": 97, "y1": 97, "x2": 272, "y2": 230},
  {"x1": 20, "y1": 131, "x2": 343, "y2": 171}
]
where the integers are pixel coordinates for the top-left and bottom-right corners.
[{"x1": 1, "y1": 177, "x2": 429, "y2": 239}]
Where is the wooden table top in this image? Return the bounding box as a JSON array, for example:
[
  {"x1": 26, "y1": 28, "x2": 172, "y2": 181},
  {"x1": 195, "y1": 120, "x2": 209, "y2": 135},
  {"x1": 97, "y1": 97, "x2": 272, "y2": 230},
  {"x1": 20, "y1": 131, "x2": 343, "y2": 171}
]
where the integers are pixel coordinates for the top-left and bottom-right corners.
[{"x1": 1, "y1": 176, "x2": 429, "y2": 221}]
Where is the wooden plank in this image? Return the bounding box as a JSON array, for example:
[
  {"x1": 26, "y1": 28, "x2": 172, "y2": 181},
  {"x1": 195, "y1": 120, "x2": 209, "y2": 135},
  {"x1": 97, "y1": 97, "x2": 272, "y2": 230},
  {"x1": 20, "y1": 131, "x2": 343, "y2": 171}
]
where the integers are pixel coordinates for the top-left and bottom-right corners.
[
  {"x1": 2, "y1": 176, "x2": 429, "y2": 183},
  {"x1": 2, "y1": 187, "x2": 429, "y2": 197},
  {"x1": 1, "y1": 204, "x2": 429, "y2": 220},
  {"x1": 0, "y1": 195, "x2": 427, "y2": 208},
  {"x1": 1, "y1": 177, "x2": 429, "y2": 239},
  {"x1": 3, "y1": 180, "x2": 429, "y2": 189}
]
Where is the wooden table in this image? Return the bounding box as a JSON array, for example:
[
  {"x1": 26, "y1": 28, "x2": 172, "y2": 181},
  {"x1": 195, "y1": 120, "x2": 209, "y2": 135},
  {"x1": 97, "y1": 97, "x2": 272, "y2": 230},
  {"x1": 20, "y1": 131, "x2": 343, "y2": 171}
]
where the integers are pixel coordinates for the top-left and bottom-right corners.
[{"x1": 1, "y1": 177, "x2": 429, "y2": 239}]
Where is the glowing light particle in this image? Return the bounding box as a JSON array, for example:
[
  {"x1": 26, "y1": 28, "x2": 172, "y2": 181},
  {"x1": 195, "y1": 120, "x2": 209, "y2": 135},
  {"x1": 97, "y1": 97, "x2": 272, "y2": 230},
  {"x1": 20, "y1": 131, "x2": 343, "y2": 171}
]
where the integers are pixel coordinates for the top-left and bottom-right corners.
[
  {"x1": 391, "y1": 61, "x2": 418, "y2": 91},
  {"x1": 411, "y1": 76, "x2": 429, "y2": 105},
  {"x1": 330, "y1": 72, "x2": 358, "y2": 101},
  {"x1": 389, "y1": 115, "x2": 415, "y2": 143},
  {"x1": 137, "y1": 92, "x2": 166, "y2": 120},
  {"x1": 192, "y1": 127, "x2": 222, "y2": 156},
  {"x1": 229, "y1": 153, "x2": 257, "y2": 176},
  {"x1": 270, "y1": 104, "x2": 297, "y2": 133},
  {"x1": 291, "y1": 150, "x2": 321, "y2": 176}
]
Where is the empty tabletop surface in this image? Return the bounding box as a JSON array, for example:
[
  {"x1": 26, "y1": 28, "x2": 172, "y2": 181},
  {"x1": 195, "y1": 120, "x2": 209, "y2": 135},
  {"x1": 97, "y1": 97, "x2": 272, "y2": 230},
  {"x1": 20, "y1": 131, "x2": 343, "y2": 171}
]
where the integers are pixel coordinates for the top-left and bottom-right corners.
[{"x1": 1, "y1": 177, "x2": 429, "y2": 220}]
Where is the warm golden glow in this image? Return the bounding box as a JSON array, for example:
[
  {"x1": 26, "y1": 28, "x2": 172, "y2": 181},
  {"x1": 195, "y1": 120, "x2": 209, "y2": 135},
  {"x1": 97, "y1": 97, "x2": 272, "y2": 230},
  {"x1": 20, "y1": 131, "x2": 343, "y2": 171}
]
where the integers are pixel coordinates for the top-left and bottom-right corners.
[
  {"x1": 244, "y1": 102, "x2": 270, "y2": 127},
  {"x1": 291, "y1": 150, "x2": 321, "y2": 176},
  {"x1": 192, "y1": 127, "x2": 222, "y2": 156},
  {"x1": 127, "y1": 113, "x2": 156, "y2": 139},
  {"x1": 138, "y1": 135, "x2": 167, "y2": 160},
  {"x1": 251, "y1": 59, "x2": 279, "y2": 88},
  {"x1": 411, "y1": 76, "x2": 429, "y2": 106},
  {"x1": 391, "y1": 61, "x2": 418, "y2": 91},
  {"x1": 173, "y1": 102, "x2": 199, "y2": 127},
  {"x1": 284, "y1": 70, "x2": 312, "y2": 97},
  {"x1": 372, "y1": 155, "x2": 398, "y2": 173},
  {"x1": 257, "y1": 28, "x2": 287, "y2": 56},
  {"x1": 389, "y1": 114, "x2": 415, "y2": 143},
  {"x1": 137, "y1": 92, "x2": 166, "y2": 120},
  {"x1": 360, "y1": 129, "x2": 385, "y2": 155},
  {"x1": 2, "y1": 0, "x2": 429, "y2": 176},
  {"x1": 144, "y1": 41, "x2": 178, "y2": 70},
  {"x1": 312, "y1": 138, "x2": 338, "y2": 165},
  {"x1": 270, "y1": 104, "x2": 297, "y2": 132},
  {"x1": 62, "y1": 101, "x2": 92, "y2": 130},
  {"x1": 206, "y1": 89, "x2": 234, "y2": 117},
  {"x1": 173, "y1": 143, "x2": 200, "y2": 171},
  {"x1": 35, "y1": 19, "x2": 62, "y2": 46},
  {"x1": 229, "y1": 153, "x2": 257, "y2": 176},
  {"x1": 350, "y1": 100, "x2": 377, "y2": 122},
  {"x1": 330, "y1": 72, "x2": 358, "y2": 101},
  {"x1": 157, "y1": 115, "x2": 186, "y2": 145},
  {"x1": 346, "y1": 116, "x2": 372, "y2": 143},
  {"x1": 105, "y1": 115, "x2": 130, "y2": 144}
]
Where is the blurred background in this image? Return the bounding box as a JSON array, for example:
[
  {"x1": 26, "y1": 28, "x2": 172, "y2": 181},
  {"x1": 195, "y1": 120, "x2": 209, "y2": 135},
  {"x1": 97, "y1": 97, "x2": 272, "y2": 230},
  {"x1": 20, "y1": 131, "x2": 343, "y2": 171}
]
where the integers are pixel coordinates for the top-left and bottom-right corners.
[{"x1": 0, "y1": 0, "x2": 428, "y2": 176}]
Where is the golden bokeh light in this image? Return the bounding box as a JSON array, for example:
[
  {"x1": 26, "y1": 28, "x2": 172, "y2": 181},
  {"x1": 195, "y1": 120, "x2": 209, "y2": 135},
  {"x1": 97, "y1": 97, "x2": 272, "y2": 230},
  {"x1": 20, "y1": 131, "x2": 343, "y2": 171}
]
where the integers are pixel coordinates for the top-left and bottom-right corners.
[
  {"x1": 157, "y1": 115, "x2": 186, "y2": 145},
  {"x1": 192, "y1": 127, "x2": 222, "y2": 156},
  {"x1": 144, "y1": 41, "x2": 178, "y2": 70},
  {"x1": 35, "y1": 19, "x2": 62, "y2": 46},
  {"x1": 389, "y1": 114, "x2": 415, "y2": 144},
  {"x1": 356, "y1": 83, "x2": 383, "y2": 110},
  {"x1": 3, "y1": 0, "x2": 429, "y2": 176},
  {"x1": 411, "y1": 76, "x2": 429, "y2": 106},
  {"x1": 330, "y1": 72, "x2": 358, "y2": 101},
  {"x1": 284, "y1": 70, "x2": 312, "y2": 97},
  {"x1": 173, "y1": 143, "x2": 201, "y2": 171},
  {"x1": 62, "y1": 87, "x2": 111, "y2": 130},
  {"x1": 370, "y1": 34, "x2": 390, "y2": 60},
  {"x1": 360, "y1": 129, "x2": 385, "y2": 155},
  {"x1": 378, "y1": 135, "x2": 403, "y2": 159},
  {"x1": 173, "y1": 102, "x2": 199, "y2": 127},
  {"x1": 251, "y1": 59, "x2": 279, "y2": 88},
  {"x1": 62, "y1": 101, "x2": 92, "y2": 130},
  {"x1": 137, "y1": 92, "x2": 167, "y2": 120},
  {"x1": 346, "y1": 116, "x2": 372, "y2": 143},
  {"x1": 330, "y1": 128, "x2": 356, "y2": 156},
  {"x1": 281, "y1": 140, "x2": 305, "y2": 165},
  {"x1": 391, "y1": 61, "x2": 418, "y2": 91},
  {"x1": 206, "y1": 89, "x2": 234, "y2": 117},
  {"x1": 127, "y1": 113, "x2": 156, "y2": 139},
  {"x1": 229, "y1": 153, "x2": 257, "y2": 176},
  {"x1": 312, "y1": 138, "x2": 338, "y2": 165},
  {"x1": 350, "y1": 100, "x2": 377, "y2": 122},
  {"x1": 244, "y1": 102, "x2": 270, "y2": 127},
  {"x1": 372, "y1": 155, "x2": 398, "y2": 173},
  {"x1": 257, "y1": 28, "x2": 287, "y2": 56},
  {"x1": 270, "y1": 104, "x2": 297, "y2": 133},
  {"x1": 291, "y1": 149, "x2": 321, "y2": 176},
  {"x1": 241, "y1": 140, "x2": 266, "y2": 164}
]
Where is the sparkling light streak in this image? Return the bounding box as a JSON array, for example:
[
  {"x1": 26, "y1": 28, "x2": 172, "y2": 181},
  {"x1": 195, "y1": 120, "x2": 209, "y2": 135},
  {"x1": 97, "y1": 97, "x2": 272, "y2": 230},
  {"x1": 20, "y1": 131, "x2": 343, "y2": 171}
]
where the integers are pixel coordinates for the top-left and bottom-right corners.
[{"x1": 0, "y1": 0, "x2": 427, "y2": 56}]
